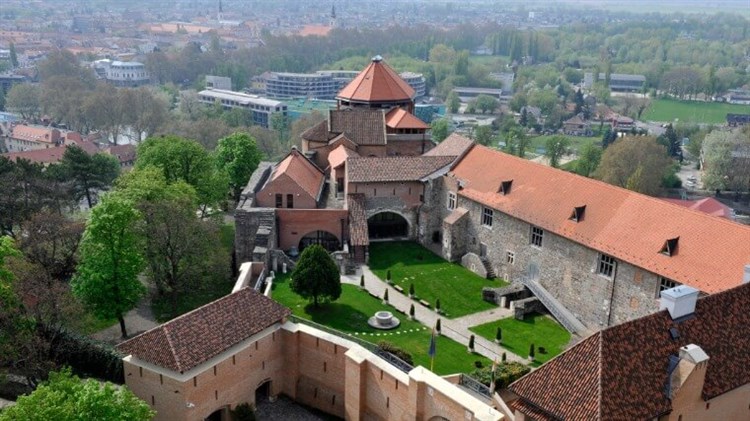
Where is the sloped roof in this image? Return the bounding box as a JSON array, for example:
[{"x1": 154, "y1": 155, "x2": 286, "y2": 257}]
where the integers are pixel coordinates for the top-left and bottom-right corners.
[
  {"x1": 270, "y1": 149, "x2": 325, "y2": 200},
  {"x1": 300, "y1": 120, "x2": 331, "y2": 143},
  {"x1": 327, "y1": 144, "x2": 359, "y2": 169},
  {"x1": 510, "y1": 282, "x2": 750, "y2": 420},
  {"x1": 2, "y1": 145, "x2": 68, "y2": 164},
  {"x1": 347, "y1": 156, "x2": 454, "y2": 183},
  {"x1": 662, "y1": 197, "x2": 733, "y2": 219},
  {"x1": 347, "y1": 193, "x2": 369, "y2": 246},
  {"x1": 337, "y1": 57, "x2": 415, "y2": 103},
  {"x1": 450, "y1": 145, "x2": 750, "y2": 293},
  {"x1": 329, "y1": 109, "x2": 386, "y2": 146},
  {"x1": 385, "y1": 107, "x2": 429, "y2": 130},
  {"x1": 117, "y1": 288, "x2": 291, "y2": 374},
  {"x1": 10, "y1": 125, "x2": 59, "y2": 143},
  {"x1": 423, "y1": 133, "x2": 474, "y2": 158}
]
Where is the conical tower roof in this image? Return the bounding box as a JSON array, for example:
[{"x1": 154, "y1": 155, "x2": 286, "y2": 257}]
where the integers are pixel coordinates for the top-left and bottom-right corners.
[{"x1": 337, "y1": 55, "x2": 415, "y2": 104}]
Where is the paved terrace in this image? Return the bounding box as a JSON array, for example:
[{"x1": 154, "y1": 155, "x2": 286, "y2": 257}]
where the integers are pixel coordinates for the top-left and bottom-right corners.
[{"x1": 342, "y1": 266, "x2": 529, "y2": 364}]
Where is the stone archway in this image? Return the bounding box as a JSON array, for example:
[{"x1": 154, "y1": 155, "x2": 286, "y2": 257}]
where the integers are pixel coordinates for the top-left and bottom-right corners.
[
  {"x1": 299, "y1": 230, "x2": 340, "y2": 252},
  {"x1": 255, "y1": 379, "x2": 272, "y2": 405},
  {"x1": 368, "y1": 211, "x2": 409, "y2": 239}
]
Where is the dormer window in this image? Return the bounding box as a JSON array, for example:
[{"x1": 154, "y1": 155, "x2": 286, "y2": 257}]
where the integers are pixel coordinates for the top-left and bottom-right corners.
[
  {"x1": 498, "y1": 180, "x2": 513, "y2": 195},
  {"x1": 569, "y1": 205, "x2": 586, "y2": 222},
  {"x1": 661, "y1": 237, "x2": 679, "y2": 256}
]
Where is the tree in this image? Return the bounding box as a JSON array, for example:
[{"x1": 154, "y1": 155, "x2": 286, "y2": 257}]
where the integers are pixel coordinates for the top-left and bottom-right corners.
[
  {"x1": 446, "y1": 91, "x2": 460, "y2": 114},
  {"x1": 474, "y1": 125, "x2": 493, "y2": 146},
  {"x1": 475, "y1": 94, "x2": 499, "y2": 114},
  {"x1": 431, "y1": 118, "x2": 450, "y2": 142},
  {"x1": 0, "y1": 368, "x2": 154, "y2": 421},
  {"x1": 72, "y1": 195, "x2": 145, "y2": 338},
  {"x1": 9, "y1": 42, "x2": 18, "y2": 68},
  {"x1": 5, "y1": 83, "x2": 41, "y2": 120},
  {"x1": 215, "y1": 132, "x2": 263, "y2": 201},
  {"x1": 658, "y1": 124, "x2": 682, "y2": 160},
  {"x1": 60, "y1": 146, "x2": 120, "y2": 208},
  {"x1": 574, "y1": 89, "x2": 584, "y2": 114},
  {"x1": 575, "y1": 142, "x2": 603, "y2": 177},
  {"x1": 593, "y1": 136, "x2": 672, "y2": 196},
  {"x1": 290, "y1": 244, "x2": 341, "y2": 307},
  {"x1": 120, "y1": 87, "x2": 169, "y2": 142},
  {"x1": 602, "y1": 127, "x2": 617, "y2": 149},
  {"x1": 544, "y1": 136, "x2": 571, "y2": 168},
  {"x1": 495, "y1": 327, "x2": 502, "y2": 343},
  {"x1": 468, "y1": 334, "x2": 475, "y2": 352},
  {"x1": 702, "y1": 130, "x2": 750, "y2": 195},
  {"x1": 0, "y1": 236, "x2": 31, "y2": 370},
  {"x1": 519, "y1": 108, "x2": 528, "y2": 127},
  {"x1": 17, "y1": 211, "x2": 84, "y2": 282}
]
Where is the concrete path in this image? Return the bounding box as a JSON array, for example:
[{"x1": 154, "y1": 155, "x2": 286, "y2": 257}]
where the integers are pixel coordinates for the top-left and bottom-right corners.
[{"x1": 341, "y1": 266, "x2": 529, "y2": 364}]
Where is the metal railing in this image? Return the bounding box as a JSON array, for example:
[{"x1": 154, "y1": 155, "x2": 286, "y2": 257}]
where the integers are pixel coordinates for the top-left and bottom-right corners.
[
  {"x1": 459, "y1": 373, "x2": 491, "y2": 398},
  {"x1": 254, "y1": 268, "x2": 267, "y2": 291},
  {"x1": 289, "y1": 315, "x2": 414, "y2": 373}
]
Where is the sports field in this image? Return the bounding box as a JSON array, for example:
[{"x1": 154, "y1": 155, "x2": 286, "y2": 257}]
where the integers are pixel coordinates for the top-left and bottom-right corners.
[{"x1": 642, "y1": 99, "x2": 749, "y2": 124}]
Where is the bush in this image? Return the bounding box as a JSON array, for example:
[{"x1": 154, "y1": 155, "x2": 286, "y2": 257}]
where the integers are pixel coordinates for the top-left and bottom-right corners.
[
  {"x1": 538, "y1": 346, "x2": 547, "y2": 354},
  {"x1": 360, "y1": 275, "x2": 365, "y2": 288},
  {"x1": 41, "y1": 324, "x2": 124, "y2": 384},
  {"x1": 377, "y1": 341, "x2": 413, "y2": 366},
  {"x1": 409, "y1": 304, "x2": 415, "y2": 318},
  {"x1": 435, "y1": 298, "x2": 441, "y2": 312},
  {"x1": 474, "y1": 360, "x2": 484, "y2": 369},
  {"x1": 383, "y1": 289, "x2": 389, "y2": 302},
  {"x1": 501, "y1": 352, "x2": 507, "y2": 362},
  {"x1": 232, "y1": 402, "x2": 256, "y2": 421},
  {"x1": 468, "y1": 334, "x2": 475, "y2": 351},
  {"x1": 495, "y1": 327, "x2": 502, "y2": 342},
  {"x1": 386, "y1": 270, "x2": 391, "y2": 281},
  {"x1": 409, "y1": 283, "x2": 415, "y2": 296},
  {"x1": 529, "y1": 343, "x2": 535, "y2": 359},
  {"x1": 471, "y1": 362, "x2": 531, "y2": 390}
]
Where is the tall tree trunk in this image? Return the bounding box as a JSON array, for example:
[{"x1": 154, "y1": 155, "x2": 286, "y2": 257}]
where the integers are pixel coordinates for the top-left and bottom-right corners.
[{"x1": 118, "y1": 314, "x2": 128, "y2": 338}]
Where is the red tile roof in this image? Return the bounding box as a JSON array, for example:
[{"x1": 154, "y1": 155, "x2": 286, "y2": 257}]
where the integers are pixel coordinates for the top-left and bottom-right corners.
[
  {"x1": 450, "y1": 145, "x2": 750, "y2": 293},
  {"x1": 271, "y1": 149, "x2": 325, "y2": 201},
  {"x1": 662, "y1": 197, "x2": 733, "y2": 219},
  {"x1": 347, "y1": 156, "x2": 454, "y2": 183},
  {"x1": 385, "y1": 107, "x2": 429, "y2": 130},
  {"x1": 298, "y1": 24, "x2": 332, "y2": 37},
  {"x1": 423, "y1": 133, "x2": 474, "y2": 157},
  {"x1": 117, "y1": 288, "x2": 290, "y2": 373},
  {"x1": 327, "y1": 144, "x2": 359, "y2": 169},
  {"x1": 329, "y1": 109, "x2": 387, "y2": 146},
  {"x1": 2, "y1": 145, "x2": 68, "y2": 164},
  {"x1": 510, "y1": 283, "x2": 750, "y2": 420},
  {"x1": 337, "y1": 57, "x2": 415, "y2": 103},
  {"x1": 10, "y1": 125, "x2": 60, "y2": 144}
]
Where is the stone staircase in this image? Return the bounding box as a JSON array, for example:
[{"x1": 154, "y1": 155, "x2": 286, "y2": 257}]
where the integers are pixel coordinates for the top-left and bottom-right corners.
[
  {"x1": 517, "y1": 275, "x2": 588, "y2": 335},
  {"x1": 479, "y1": 256, "x2": 496, "y2": 279},
  {"x1": 252, "y1": 211, "x2": 276, "y2": 261}
]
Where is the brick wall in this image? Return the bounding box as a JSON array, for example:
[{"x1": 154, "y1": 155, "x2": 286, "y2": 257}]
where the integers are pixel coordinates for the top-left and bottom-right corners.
[
  {"x1": 256, "y1": 174, "x2": 318, "y2": 209},
  {"x1": 275, "y1": 209, "x2": 349, "y2": 250}
]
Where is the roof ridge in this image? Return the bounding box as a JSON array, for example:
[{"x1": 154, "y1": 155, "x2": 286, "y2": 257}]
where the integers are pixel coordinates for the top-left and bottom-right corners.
[{"x1": 162, "y1": 325, "x2": 182, "y2": 372}]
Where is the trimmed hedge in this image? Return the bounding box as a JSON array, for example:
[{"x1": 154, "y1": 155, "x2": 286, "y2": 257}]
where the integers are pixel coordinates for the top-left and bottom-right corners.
[
  {"x1": 40, "y1": 324, "x2": 124, "y2": 384},
  {"x1": 471, "y1": 362, "x2": 530, "y2": 390}
]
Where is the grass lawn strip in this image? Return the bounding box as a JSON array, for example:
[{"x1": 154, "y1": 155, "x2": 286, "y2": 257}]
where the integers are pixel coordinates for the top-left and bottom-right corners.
[
  {"x1": 272, "y1": 273, "x2": 490, "y2": 375},
  {"x1": 643, "y1": 98, "x2": 750, "y2": 124},
  {"x1": 469, "y1": 312, "x2": 571, "y2": 366},
  {"x1": 368, "y1": 242, "x2": 504, "y2": 318}
]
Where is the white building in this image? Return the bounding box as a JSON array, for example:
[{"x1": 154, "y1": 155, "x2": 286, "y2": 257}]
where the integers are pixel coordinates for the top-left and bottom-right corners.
[
  {"x1": 198, "y1": 89, "x2": 287, "y2": 128},
  {"x1": 92, "y1": 59, "x2": 150, "y2": 87}
]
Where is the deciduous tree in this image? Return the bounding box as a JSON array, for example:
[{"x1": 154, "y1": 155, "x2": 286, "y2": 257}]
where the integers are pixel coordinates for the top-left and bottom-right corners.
[
  {"x1": 72, "y1": 196, "x2": 145, "y2": 338},
  {"x1": 5, "y1": 83, "x2": 41, "y2": 120},
  {"x1": 593, "y1": 136, "x2": 672, "y2": 196},
  {"x1": 290, "y1": 244, "x2": 341, "y2": 308},
  {"x1": 575, "y1": 142, "x2": 603, "y2": 177},
  {"x1": 544, "y1": 135, "x2": 571, "y2": 168},
  {"x1": 215, "y1": 132, "x2": 263, "y2": 201},
  {"x1": 430, "y1": 118, "x2": 450, "y2": 142}
]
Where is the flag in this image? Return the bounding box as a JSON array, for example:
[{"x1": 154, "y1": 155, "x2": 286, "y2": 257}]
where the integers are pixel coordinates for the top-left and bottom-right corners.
[
  {"x1": 428, "y1": 327, "x2": 436, "y2": 371},
  {"x1": 489, "y1": 357, "x2": 498, "y2": 395}
]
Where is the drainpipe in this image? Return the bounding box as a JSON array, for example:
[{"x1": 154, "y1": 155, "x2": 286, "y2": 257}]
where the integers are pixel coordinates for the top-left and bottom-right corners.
[{"x1": 606, "y1": 270, "x2": 617, "y2": 327}]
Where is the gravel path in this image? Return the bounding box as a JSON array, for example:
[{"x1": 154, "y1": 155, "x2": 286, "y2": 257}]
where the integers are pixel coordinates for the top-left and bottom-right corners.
[{"x1": 341, "y1": 266, "x2": 527, "y2": 364}]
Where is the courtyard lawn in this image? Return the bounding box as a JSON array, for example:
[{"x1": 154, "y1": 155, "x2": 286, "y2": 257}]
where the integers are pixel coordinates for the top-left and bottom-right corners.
[
  {"x1": 272, "y1": 273, "x2": 490, "y2": 375},
  {"x1": 368, "y1": 242, "x2": 505, "y2": 318},
  {"x1": 470, "y1": 313, "x2": 571, "y2": 366},
  {"x1": 642, "y1": 98, "x2": 750, "y2": 124}
]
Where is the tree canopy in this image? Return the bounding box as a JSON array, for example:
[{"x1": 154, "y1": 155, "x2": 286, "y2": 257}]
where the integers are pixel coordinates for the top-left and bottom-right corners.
[
  {"x1": 702, "y1": 129, "x2": 750, "y2": 195},
  {"x1": 60, "y1": 146, "x2": 120, "y2": 208},
  {"x1": 431, "y1": 118, "x2": 450, "y2": 143},
  {"x1": 215, "y1": 132, "x2": 263, "y2": 201},
  {"x1": 0, "y1": 368, "x2": 154, "y2": 421},
  {"x1": 544, "y1": 136, "x2": 571, "y2": 168},
  {"x1": 290, "y1": 245, "x2": 341, "y2": 308},
  {"x1": 71, "y1": 195, "x2": 145, "y2": 338},
  {"x1": 593, "y1": 136, "x2": 672, "y2": 196}
]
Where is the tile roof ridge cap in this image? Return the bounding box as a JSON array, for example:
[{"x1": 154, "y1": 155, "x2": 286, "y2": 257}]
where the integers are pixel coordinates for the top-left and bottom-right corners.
[{"x1": 162, "y1": 325, "x2": 182, "y2": 373}]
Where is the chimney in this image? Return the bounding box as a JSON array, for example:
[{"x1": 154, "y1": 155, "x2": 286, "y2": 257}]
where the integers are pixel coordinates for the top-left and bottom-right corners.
[
  {"x1": 659, "y1": 285, "x2": 699, "y2": 320},
  {"x1": 668, "y1": 344, "x2": 709, "y2": 399},
  {"x1": 743, "y1": 264, "x2": 750, "y2": 284}
]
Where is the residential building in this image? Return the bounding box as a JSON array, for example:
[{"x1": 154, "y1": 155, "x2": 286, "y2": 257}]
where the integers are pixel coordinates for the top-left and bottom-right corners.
[
  {"x1": 3, "y1": 124, "x2": 63, "y2": 152},
  {"x1": 399, "y1": 72, "x2": 427, "y2": 98},
  {"x1": 726, "y1": 113, "x2": 750, "y2": 127},
  {"x1": 264, "y1": 71, "x2": 340, "y2": 100},
  {"x1": 562, "y1": 113, "x2": 591, "y2": 136},
  {"x1": 724, "y1": 89, "x2": 750, "y2": 105},
  {"x1": 509, "y1": 281, "x2": 750, "y2": 421},
  {"x1": 662, "y1": 197, "x2": 734, "y2": 220},
  {"x1": 117, "y1": 286, "x2": 502, "y2": 421},
  {"x1": 452, "y1": 87, "x2": 505, "y2": 103},
  {"x1": 205, "y1": 75, "x2": 232, "y2": 90},
  {"x1": 197, "y1": 89, "x2": 287, "y2": 129},
  {"x1": 584, "y1": 72, "x2": 646, "y2": 92}
]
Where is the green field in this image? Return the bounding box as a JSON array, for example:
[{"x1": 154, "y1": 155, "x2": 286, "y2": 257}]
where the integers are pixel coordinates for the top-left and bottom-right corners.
[
  {"x1": 470, "y1": 313, "x2": 571, "y2": 366},
  {"x1": 271, "y1": 274, "x2": 490, "y2": 375},
  {"x1": 528, "y1": 135, "x2": 599, "y2": 155},
  {"x1": 368, "y1": 242, "x2": 504, "y2": 318},
  {"x1": 642, "y1": 99, "x2": 750, "y2": 124}
]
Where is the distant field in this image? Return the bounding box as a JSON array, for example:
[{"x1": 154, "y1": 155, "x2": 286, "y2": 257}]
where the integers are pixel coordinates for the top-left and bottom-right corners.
[{"x1": 642, "y1": 99, "x2": 750, "y2": 124}]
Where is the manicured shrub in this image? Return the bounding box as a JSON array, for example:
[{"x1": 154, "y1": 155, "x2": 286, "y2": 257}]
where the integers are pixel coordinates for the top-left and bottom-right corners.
[
  {"x1": 383, "y1": 289, "x2": 389, "y2": 302},
  {"x1": 495, "y1": 327, "x2": 502, "y2": 343},
  {"x1": 501, "y1": 352, "x2": 507, "y2": 363},
  {"x1": 360, "y1": 274, "x2": 365, "y2": 288},
  {"x1": 435, "y1": 298, "x2": 441, "y2": 312},
  {"x1": 435, "y1": 318, "x2": 441, "y2": 333},
  {"x1": 529, "y1": 343, "x2": 535, "y2": 360},
  {"x1": 468, "y1": 334, "x2": 475, "y2": 352},
  {"x1": 409, "y1": 283, "x2": 415, "y2": 297},
  {"x1": 409, "y1": 304, "x2": 415, "y2": 318},
  {"x1": 377, "y1": 341, "x2": 413, "y2": 365}
]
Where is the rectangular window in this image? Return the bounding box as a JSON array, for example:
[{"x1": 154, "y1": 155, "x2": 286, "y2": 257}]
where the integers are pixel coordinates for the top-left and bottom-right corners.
[
  {"x1": 287, "y1": 194, "x2": 293, "y2": 208},
  {"x1": 447, "y1": 192, "x2": 456, "y2": 210},
  {"x1": 598, "y1": 254, "x2": 617, "y2": 278},
  {"x1": 481, "y1": 207, "x2": 493, "y2": 227},
  {"x1": 530, "y1": 226, "x2": 544, "y2": 247},
  {"x1": 506, "y1": 251, "x2": 515, "y2": 264},
  {"x1": 275, "y1": 194, "x2": 282, "y2": 208}
]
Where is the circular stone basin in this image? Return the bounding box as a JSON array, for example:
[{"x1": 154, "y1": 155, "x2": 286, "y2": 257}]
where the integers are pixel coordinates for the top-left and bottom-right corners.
[{"x1": 368, "y1": 311, "x2": 400, "y2": 330}]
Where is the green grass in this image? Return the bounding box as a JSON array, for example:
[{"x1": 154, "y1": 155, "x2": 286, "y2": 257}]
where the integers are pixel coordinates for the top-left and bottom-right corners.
[
  {"x1": 642, "y1": 99, "x2": 750, "y2": 124},
  {"x1": 470, "y1": 313, "x2": 571, "y2": 366},
  {"x1": 219, "y1": 222, "x2": 235, "y2": 250},
  {"x1": 528, "y1": 135, "x2": 600, "y2": 155},
  {"x1": 152, "y1": 277, "x2": 235, "y2": 322},
  {"x1": 272, "y1": 273, "x2": 489, "y2": 375},
  {"x1": 368, "y1": 242, "x2": 504, "y2": 318},
  {"x1": 75, "y1": 313, "x2": 117, "y2": 334}
]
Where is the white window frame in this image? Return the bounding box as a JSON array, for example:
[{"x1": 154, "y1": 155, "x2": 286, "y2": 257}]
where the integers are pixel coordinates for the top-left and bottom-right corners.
[
  {"x1": 447, "y1": 192, "x2": 456, "y2": 210},
  {"x1": 530, "y1": 226, "x2": 544, "y2": 248},
  {"x1": 506, "y1": 251, "x2": 515, "y2": 265},
  {"x1": 481, "y1": 207, "x2": 494, "y2": 228},
  {"x1": 597, "y1": 253, "x2": 617, "y2": 278}
]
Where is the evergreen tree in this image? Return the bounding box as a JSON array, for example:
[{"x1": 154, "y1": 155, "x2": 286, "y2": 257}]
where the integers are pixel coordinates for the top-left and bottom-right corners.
[
  {"x1": 290, "y1": 244, "x2": 341, "y2": 307},
  {"x1": 9, "y1": 43, "x2": 18, "y2": 68}
]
